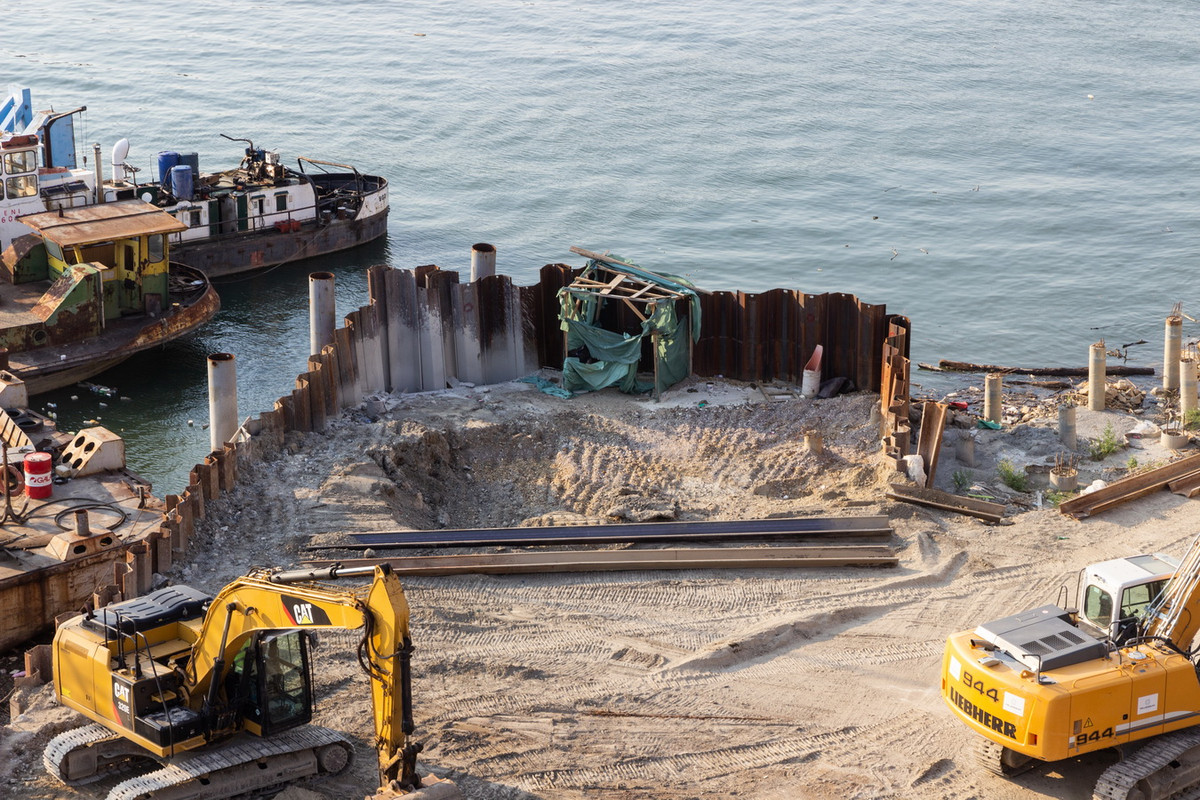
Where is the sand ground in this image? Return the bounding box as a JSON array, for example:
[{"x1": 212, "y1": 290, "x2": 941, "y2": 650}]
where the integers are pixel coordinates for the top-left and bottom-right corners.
[{"x1": 3, "y1": 372, "x2": 1197, "y2": 800}]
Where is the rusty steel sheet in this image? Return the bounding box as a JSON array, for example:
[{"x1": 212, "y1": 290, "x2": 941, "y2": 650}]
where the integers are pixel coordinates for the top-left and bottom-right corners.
[
  {"x1": 1059, "y1": 453, "x2": 1200, "y2": 519},
  {"x1": 886, "y1": 482, "x2": 1005, "y2": 523},
  {"x1": 306, "y1": 515, "x2": 894, "y2": 551},
  {"x1": 302, "y1": 545, "x2": 899, "y2": 575},
  {"x1": 916, "y1": 401, "x2": 949, "y2": 488},
  {"x1": 21, "y1": 199, "x2": 186, "y2": 246}
]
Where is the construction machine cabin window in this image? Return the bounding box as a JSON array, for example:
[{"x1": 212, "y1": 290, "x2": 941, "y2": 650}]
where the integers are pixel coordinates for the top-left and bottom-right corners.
[
  {"x1": 1084, "y1": 584, "x2": 1114, "y2": 629},
  {"x1": 259, "y1": 631, "x2": 313, "y2": 734},
  {"x1": 1121, "y1": 580, "x2": 1167, "y2": 621}
]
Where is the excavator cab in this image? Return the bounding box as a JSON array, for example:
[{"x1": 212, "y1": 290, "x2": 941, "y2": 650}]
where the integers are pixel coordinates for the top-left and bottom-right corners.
[
  {"x1": 1073, "y1": 554, "x2": 1177, "y2": 643},
  {"x1": 228, "y1": 630, "x2": 315, "y2": 737}
]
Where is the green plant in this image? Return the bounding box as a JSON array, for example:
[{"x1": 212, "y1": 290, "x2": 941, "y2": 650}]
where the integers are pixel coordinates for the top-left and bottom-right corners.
[
  {"x1": 1045, "y1": 490, "x2": 1075, "y2": 506},
  {"x1": 1088, "y1": 423, "x2": 1122, "y2": 461},
  {"x1": 1126, "y1": 456, "x2": 1139, "y2": 472},
  {"x1": 952, "y1": 469, "x2": 970, "y2": 492},
  {"x1": 1184, "y1": 408, "x2": 1200, "y2": 431},
  {"x1": 996, "y1": 460, "x2": 1030, "y2": 492}
]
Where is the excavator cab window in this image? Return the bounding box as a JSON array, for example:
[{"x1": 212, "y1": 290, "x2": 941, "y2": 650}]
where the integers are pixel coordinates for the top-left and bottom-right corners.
[
  {"x1": 258, "y1": 631, "x2": 313, "y2": 736},
  {"x1": 1084, "y1": 584, "x2": 1114, "y2": 629},
  {"x1": 229, "y1": 631, "x2": 314, "y2": 737},
  {"x1": 1120, "y1": 579, "x2": 1167, "y2": 621}
]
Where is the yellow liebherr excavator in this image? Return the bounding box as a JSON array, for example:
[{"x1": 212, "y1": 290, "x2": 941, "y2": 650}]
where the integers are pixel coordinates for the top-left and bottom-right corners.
[
  {"x1": 44, "y1": 564, "x2": 462, "y2": 800},
  {"x1": 941, "y1": 538, "x2": 1200, "y2": 800}
]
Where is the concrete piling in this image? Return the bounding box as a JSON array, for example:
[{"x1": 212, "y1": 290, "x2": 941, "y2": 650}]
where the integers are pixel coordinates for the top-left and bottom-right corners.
[
  {"x1": 471, "y1": 243, "x2": 496, "y2": 282},
  {"x1": 984, "y1": 373, "x2": 1002, "y2": 423},
  {"x1": 1088, "y1": 342, "x2": 1106, "y2": 411},
  {"x1": 309, "y1": 271, "x2": 336, "y2": 356},
  {"x1": 1183, "y1": 357, "x2": 1198, "y2": 418},
  {"x1": 207, "y1": 353, "x2": 238, "y2": 452},
  {"x1": 1165, "y1": 314, "x2": 1183, "y2": 392},
  {"x1": 1058, "y1": 404, "x2": 1077, "y2": 450}
]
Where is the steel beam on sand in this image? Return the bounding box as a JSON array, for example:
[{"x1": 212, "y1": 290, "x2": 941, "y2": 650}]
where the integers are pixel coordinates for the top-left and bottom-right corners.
[
  {"x1": 305, "y1": 515, "x2": 893, "y2": 551},
  {"x1": 302, "y1": 545, "x2": 899, "y2": 575}
]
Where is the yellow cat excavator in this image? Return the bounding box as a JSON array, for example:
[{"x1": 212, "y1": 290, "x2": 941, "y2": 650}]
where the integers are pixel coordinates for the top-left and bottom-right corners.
[
  {"x1": 941, "y1": 538, "x2": 1200, "y2": 800},
  {"x1": 44, "y1": 564, "x2": 462, "y2": 800}
]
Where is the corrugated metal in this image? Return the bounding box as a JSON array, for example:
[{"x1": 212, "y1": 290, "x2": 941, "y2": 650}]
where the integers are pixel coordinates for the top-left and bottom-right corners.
[{"x1": 21, "y1": 200, "x2": 186, "y2": 245}]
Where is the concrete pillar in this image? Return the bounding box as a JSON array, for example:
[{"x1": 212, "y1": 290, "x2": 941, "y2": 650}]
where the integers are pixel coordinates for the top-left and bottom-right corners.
[
  {"x1": 1165, "y1": 315, "x2": 1183, "y2": 392},
  {"x1": 984, "y1": 373, "x2": 1002, "y2": 423},
  {"x1": 1058, "y1": 404, "x2": 1077, "y2": 450},
  {"x1": 309, "y1": 271, "x2": 336, "y2": 356},
  {"x1": 1088, "y1": 342, "x2": 1106, "y2": 411},
  {"x1": 1183, "y1": 358, "x2": 1198, "y2": 418},
  {"x1": 471, "y1": 243, "x2": 496, "y2": 282},
  {"x1": 207, "y1": 353, "x2": 238, "y2": 452}
]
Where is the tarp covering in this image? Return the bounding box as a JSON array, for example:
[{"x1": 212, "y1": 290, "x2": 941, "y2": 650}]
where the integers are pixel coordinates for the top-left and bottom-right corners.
[{"x1": 558, "y1": 255, "x2": 701, "y2": 395}]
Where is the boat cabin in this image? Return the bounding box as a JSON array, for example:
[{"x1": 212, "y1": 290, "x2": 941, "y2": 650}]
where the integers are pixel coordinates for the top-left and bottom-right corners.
[{"x1": 0, "y1": 200, "x2": 186, "y2": 351}]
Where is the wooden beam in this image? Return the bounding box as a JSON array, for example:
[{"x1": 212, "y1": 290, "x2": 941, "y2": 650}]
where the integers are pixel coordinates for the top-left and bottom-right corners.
[
  {"x1": 569, "y1": 245, "x2": 712, "y2": 295},
  {"x1": 1059, "y1": 454, "x2": 1200, "y2": 518}
]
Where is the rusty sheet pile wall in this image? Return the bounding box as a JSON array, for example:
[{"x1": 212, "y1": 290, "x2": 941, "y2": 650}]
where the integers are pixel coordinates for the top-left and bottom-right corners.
[{"x1": 131, "y1": 265, "x2": 909, "y2": 606}]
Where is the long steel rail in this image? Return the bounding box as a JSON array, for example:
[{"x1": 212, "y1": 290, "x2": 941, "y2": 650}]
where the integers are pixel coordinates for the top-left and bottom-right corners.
[
  {"x1": 301, "y1": 545, "x2": 898, "y2": 575},
  {"x1": 304, "y1": 515, "x2": 893, "y2": 551}
]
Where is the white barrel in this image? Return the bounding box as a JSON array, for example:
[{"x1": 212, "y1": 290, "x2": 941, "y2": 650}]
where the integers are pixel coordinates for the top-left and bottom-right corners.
[{"x1": 801, "y1": 369, "x2": 820, "y2": 398}]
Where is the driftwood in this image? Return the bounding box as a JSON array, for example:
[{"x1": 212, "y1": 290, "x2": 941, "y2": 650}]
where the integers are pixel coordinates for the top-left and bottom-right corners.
[{"x1": 925, "y1": 360, "x2": 1154, "y2": 377}]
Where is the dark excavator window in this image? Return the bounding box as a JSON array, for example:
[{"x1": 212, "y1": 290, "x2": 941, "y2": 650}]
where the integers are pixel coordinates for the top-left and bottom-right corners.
[{"x1": 257, "y1": 631, "x2": 313, "y2": 736}]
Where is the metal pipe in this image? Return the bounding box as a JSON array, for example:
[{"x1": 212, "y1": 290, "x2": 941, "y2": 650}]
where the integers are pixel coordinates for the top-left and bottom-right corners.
[
  {"x1": 269, "y1": 565, "x2": 379, "y2": 583},
  {"x1": 309, "y1": 272, "x2": 336, "y2": 356},
  {"x1": 470, "y1": 242, "x2": 496, "y2": 282},
  {"x1": 92, "y1": 143, "x2": 104, "y2": 204},
  {"x1": 1088, "y1": 342, "x2": 1106, "y2": 411},
  {"x1": 207, "y1": 353, "x2": 238, "y2": 451},
  {"x1": 1165, "y1": 315, "x2": 1183, "y2": 392},
  {"x1": 984, "y1": 373, "x2": 1002, "y2": 423}
]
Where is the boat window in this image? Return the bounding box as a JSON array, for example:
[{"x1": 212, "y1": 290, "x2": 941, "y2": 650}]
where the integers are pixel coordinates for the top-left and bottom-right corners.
[
  {"x1": 3, "y1": 151, "x2": 36, "y2": 174},
  {"x1": 1084, "y1": 584, "x2": 1114, "y2": 628},
  {"x1": 5, "y1": 174, "x2": 36, "y2": 198},
  {"x1": 148, "y1": 234, "x2": 164, "y2": 263},
  {"x1": 275, "y1": 192, "x2": 288, "y2": 212},
  {"x1": 189, "y1": 209, "x2": 202, "y2": 227}
]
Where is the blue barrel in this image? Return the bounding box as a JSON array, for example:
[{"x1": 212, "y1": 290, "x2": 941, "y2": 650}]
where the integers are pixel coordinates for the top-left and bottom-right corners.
[
  {"x1": 170, "y1": 165, "x2": 193, "y2": 201},
  {"x1": 157, "y1": 151, "x2": 180, "y2": 189},
  {"x1": 178, "y1": 151, "x2": 200, "y2": 176}
]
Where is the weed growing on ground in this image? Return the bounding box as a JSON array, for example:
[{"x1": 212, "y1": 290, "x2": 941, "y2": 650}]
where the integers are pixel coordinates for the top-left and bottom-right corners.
[
  {"x1": 1185, "y1": 409, "x2": 1200, "y2": 430},
  {"x1": 1089, "y1": 424, "x2": 1121, "y2": 461},
  {"x1": 952, "y1": 470, "x2": 970, "y2": 492},
  {"x1": 997, "y1": 460, "x2": 1030, "y2": 492}
]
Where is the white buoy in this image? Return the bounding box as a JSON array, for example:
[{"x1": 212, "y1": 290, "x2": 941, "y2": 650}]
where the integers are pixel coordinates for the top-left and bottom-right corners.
[
  {"x1": 471, "y1": 243, "x2": 496, "y2": 282},
  {"x1": 1088, "y1": 342, "x2": 1106, "y2": 411},
  {"x1": 207, "y1": 353, "x2": 238, "y2": 451},
  {"x1": 309, "y1": 272, "x2": 336, "y2": 356}
]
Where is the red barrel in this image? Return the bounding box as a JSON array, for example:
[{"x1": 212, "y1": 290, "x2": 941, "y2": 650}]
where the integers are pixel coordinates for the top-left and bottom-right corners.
[{"x1": 24, "y1": 452, "x2": 52, "y2": 499}]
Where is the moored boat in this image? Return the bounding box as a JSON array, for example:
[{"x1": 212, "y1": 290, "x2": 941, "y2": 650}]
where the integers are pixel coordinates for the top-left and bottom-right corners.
[
  {"x1": 0, "y1": 86, "x2": 389, "y2": 277},
  {"x1": 0, "y1": 198, "x2": 219, "y2": 395}
]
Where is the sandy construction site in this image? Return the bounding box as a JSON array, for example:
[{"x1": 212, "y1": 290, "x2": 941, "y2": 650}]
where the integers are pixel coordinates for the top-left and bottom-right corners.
[{"x1": 3, "y1": 374, "x2": 1195, "y2": 800}]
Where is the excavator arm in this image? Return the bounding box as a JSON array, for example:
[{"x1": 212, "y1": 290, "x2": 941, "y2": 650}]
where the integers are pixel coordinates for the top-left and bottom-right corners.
[{"x1": 182, "y1": 564, "x2": 430, "y2": 793}]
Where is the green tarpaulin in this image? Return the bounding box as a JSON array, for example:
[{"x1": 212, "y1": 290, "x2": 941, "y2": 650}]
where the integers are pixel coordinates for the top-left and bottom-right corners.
[{"x1": 557, "y1": 255, "x2": 701, "y2": 396}]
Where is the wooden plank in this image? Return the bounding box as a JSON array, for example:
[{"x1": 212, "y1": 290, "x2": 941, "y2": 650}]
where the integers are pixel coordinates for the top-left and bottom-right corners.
[
  {"x1": 302, "y1": 545, "x2": 897, "y2": 575},
  {"x1": 886, "y1": 483, "x2": 1005, "y2": 523},
  {"x1": 1059, "y1": 453, "x2": 1200, "y2": 518}
]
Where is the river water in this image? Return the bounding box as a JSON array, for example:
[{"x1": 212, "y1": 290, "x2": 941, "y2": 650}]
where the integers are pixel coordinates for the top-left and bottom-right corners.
[{"x1": 13, "y1": 0, "x2": 1200, "y2": 492}]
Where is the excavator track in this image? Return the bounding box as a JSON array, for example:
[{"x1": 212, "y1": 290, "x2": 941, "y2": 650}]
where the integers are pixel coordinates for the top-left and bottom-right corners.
[
  {"x1": 44, "y1": 723, "x2": 157, "y2": 786},
  {"x1": 103, "y1": 725, "x2": 354, "y2": 800},
  {"x1": 975, "y1": 737, "x2": 1035, "y2": 777},
  {"x1": 1094, "y1": 729, "x2": 1200, "y2": 800}
]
